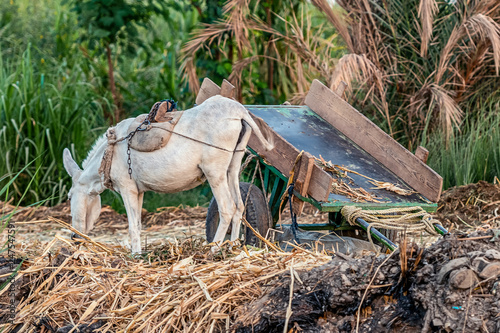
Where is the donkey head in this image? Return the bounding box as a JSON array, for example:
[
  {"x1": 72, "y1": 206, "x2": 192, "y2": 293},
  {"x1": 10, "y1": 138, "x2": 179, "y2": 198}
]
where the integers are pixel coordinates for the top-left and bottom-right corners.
[{"x1": 63, "y1": 148, "x2": 101, "y2": 235}]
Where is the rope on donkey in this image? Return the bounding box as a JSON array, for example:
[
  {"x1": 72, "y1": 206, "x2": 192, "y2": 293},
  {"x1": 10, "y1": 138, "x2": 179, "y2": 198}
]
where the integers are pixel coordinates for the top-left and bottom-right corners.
[
  {"x1": 98, "y1": 100, "x2": 245, "y2": 189},
  {"x1": 98, "y1": 128, "x2": 128, "y2": 189},
  {"x1": 340, "y1": 205, "x2": 440, "y2": 249}
]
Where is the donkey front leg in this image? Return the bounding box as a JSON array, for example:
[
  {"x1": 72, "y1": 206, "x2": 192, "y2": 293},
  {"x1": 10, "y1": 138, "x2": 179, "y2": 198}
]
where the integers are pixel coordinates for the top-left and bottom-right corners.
[{"x1": 121, "y1": 190, "x2": 144, "y2": 254}]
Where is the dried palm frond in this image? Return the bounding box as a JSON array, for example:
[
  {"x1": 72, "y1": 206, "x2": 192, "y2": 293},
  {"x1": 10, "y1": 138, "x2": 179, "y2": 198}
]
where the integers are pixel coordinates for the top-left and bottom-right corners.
[
  {"x1": 310, "y1": 0, "x2": 354, "y2": 52},
  {"x1": 330, "y1": 54, "x2": 384, "y2": 94},
  {"x1": 223, "y1": 0, "x2": 253, "y2": 50},
  {"x1": 428, "y1": 84, "x2": 463, "y2": 136},
  {"x1": 180, "y1": 22, "x2": 232, "y2": 94},
  {"x1": 330, "y1": 54, "x2": 391, "y2": 132},
  {"x1": 409, "y1": 83, "x2": 463, "y2": 139},
  {"x1": 418, "y1": 0, "x2": 438, "y2": 57},
  {"x1": 181, "y1": 22, "x2": 232, "y2": 60},
  {"x1": 466, "y1": 14, "x2": 500, "y2": 75},
  {"x1": 180, "y1": 56, "x2": 201, "y2": 94},
  {"x1": 436, "y1": 13, "x2": 500, "y2": 84},
  {"x1": 272, "y1": 12, "x2": 336, "y2": 81},
  {"x1": 228, "y1": 55, "x2": 261, "y2": 91},
  {"x1": 336, "y1": 0, "x2": 389, "y2": 67}
]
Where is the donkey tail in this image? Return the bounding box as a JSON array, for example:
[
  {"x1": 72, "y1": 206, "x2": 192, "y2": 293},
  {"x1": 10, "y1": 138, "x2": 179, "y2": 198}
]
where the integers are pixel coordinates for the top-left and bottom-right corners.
[{"x1": 241, "y1": 113, "x2": 274, "y2": 151}]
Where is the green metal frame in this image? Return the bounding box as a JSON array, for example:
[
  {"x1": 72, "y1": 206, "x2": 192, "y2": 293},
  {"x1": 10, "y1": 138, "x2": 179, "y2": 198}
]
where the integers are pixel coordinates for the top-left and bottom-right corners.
[{"x1": 246, "y1": 147, "x2": 441, "y2": 250}]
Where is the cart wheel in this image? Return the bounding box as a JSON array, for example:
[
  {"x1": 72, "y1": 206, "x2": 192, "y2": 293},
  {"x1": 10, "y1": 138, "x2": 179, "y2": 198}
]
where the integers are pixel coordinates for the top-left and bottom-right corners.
[{"x1": 206, "y1": 182, "x2": 271, "y2": 246}]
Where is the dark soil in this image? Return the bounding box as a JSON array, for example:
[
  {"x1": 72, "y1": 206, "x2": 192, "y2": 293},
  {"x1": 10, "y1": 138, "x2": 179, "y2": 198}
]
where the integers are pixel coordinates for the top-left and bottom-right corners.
[
  {"x1": 434, "y1": 181, "x2": 500, "y2": 231},
  {"x1": 3, "y1": 181, "x2": 500, "y2": 332},
  {"x1": 233, "y1": 231, "x2": 500, "y2": 332},
  {"x1": 0, "y1": 258, "x2": 30, "y2": 326}
]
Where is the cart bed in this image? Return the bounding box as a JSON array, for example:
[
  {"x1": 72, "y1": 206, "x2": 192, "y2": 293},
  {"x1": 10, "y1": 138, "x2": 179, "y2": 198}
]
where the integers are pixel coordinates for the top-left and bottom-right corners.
[{"x1": 248, "y1": 105, "x2": 435, "y2": 211}]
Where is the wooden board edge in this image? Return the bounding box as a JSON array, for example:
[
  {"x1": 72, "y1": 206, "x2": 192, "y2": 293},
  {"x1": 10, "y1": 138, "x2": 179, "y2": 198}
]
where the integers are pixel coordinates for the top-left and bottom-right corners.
[
  {"x1": 415, "y1": 146, "x2": 429, "y2": 164},
  {"x1": 292, "y1": 152, "x2": 315, "y2": 215},
  {"x1": 195, "y1": 77, "x2": 221, "y2": 105},
  {"x1": 220, "y1": 79, "x2": 235, "y2": 99},
  {"x1": 308, "y1": 166, "x2": 333, "y2": 202},
  {"x1": 305, "y1": 79, "x2": 443, "y2": 202}
]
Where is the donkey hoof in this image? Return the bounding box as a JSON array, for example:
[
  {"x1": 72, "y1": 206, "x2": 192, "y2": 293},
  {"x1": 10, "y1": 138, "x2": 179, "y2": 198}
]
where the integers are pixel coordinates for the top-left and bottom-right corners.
[
  {"x1": 70, "y1": 232, "x2": 84, "y2": 241},
  {"x1": 131, "y1": 250, "x2": 149, "y2": 259},
  {"x1": 210, "y1": 245, "x2": 221, "y2": 254}
]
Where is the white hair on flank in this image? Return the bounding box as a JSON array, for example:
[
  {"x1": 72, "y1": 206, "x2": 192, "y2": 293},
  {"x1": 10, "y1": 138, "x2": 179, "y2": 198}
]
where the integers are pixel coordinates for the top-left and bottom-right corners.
[{"x1": 82, "y1": 133, "x2": 108, "y2": 169}]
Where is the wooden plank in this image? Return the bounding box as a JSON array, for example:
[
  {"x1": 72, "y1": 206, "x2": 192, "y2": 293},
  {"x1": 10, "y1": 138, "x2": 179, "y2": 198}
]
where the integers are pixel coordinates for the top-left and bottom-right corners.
[
  {"x1": 195, "y1": 78, "x2": 221, "y2": 105},
  {"x1": 298, "y1": 152, "x2": 315, "y2": 197},
  {"x1": 305, "y1": 79, "x2": 442, "y2": 202},
  {"x1": 247, "y1": 113, "x2": 332, "y2": 202},
  {"x1": 415, "y1": 146, "x2": 429, "y2": 164},
  {"x1": 307, "y1": 167, "x2": 333, "y2": 202},
  {"x1": 248, "y1": 124, "x2": 297, "y2": 176},
  {"x1": 292, "y1": 152, "x2": 314, "y2": 215},
  {"x1": 336, "y1": 81, "x2": 347, "y2": 99},
  {"x1": 220, "y1": 79, "x2": 235, "y2": 98}
]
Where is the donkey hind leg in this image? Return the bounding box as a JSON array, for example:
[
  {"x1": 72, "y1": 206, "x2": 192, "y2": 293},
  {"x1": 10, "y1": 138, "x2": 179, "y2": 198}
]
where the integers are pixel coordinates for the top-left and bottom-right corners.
[
  {"x1": 228, "y1": 122, "x2": 252, "y2": 241},
  {"x1": 122, "y1": 190, "x2": 143, "y2": 254},
  {"x1": 206, "y1": 173, "x2": 236, "y2": 251}
]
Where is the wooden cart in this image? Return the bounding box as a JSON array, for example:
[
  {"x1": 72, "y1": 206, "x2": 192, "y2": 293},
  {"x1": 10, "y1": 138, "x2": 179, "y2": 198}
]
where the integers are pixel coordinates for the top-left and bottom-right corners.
[{"x1": 198, "y1": 78, "x2": 447, "y2": 250}]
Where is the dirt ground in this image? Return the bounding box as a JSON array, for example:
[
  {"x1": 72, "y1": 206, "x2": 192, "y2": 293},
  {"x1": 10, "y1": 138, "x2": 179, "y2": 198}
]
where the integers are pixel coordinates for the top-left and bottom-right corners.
[
  {"x1": 1, "y1": 181, "x2": 500, "y2": 332},
  {"x1": 5, "y1": 180, "x2": 498, "y2": 249},
  {"x1": 233, "y1": 230, "x2": 500, "y2": 332},
  {"x1": 1, "y1": 201, "x2": 207, "y2": 250},
  {"x1": 434, "y1": 180, "x2": 500, "y2": 232}
]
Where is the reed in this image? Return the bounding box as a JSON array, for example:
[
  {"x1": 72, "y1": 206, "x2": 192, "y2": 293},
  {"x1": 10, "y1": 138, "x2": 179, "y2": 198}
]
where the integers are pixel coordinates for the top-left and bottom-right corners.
[
  {"x1": 0, "y1": 0, "x2": 202, "y2": 207},
  {"x1": 0, "y1": 45, "x2": 111, "y2": 206},
  {"x1": 426, "y1": 98, "x2": 500, "y2": 188}
]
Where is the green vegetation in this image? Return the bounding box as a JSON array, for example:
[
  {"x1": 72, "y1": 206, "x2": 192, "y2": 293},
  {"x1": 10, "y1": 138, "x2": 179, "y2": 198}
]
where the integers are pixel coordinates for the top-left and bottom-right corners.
[
  {"x1": 186, "y1": 0, "x2": 500, "y2": 186},
  {"x1": 70, "y1": 0, "x2": 168, "y2": 120},
  {"x1": 0, "y1": 46, "x2": 110, "y2": 205},
  {"x1": 0, "y1": 0, "x2": 498, "y2": 210},
  {"x1": 0, "y1": 0, "x2": 200, "y2": 208},
  {"x1": 426, "y1": 98, "x2": 500, "y2": 189}
]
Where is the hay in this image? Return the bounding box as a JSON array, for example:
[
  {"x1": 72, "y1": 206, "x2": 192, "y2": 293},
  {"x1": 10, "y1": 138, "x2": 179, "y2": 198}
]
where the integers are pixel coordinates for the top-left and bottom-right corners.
[
  {"x1": 314, "y1": 156, "x2": 415, "y2": 201},
  {"x1": 1, "y1": 224, "x2": 330, "y2": 332}
]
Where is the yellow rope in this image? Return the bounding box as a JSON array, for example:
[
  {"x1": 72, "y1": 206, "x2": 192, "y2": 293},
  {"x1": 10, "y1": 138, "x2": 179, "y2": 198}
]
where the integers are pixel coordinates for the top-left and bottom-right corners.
[
  {"x1": 341, "y1": 206, "x2": 439, "y2": 235},
  {"x1": 340, "y1": 206, "x2": 440, "y2": 251}
]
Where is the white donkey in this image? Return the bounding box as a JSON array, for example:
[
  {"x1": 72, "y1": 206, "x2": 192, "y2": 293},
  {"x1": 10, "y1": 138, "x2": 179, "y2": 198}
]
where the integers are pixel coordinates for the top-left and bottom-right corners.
[{"x1": 63, "y1": 96, "x2": 274, "y2": 253}]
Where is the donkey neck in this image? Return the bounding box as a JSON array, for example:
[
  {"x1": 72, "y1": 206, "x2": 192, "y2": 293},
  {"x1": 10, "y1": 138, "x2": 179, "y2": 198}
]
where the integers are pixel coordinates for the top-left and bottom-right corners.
[{"x1": 79, "y1": 142, "x2": 107, "y2": 194}]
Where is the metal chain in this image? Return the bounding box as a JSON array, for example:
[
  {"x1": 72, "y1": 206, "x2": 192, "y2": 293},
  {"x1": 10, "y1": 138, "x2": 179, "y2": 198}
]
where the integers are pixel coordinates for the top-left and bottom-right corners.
[{"x1": 126, "y1": 101, "x2": 164, "y2": 178}]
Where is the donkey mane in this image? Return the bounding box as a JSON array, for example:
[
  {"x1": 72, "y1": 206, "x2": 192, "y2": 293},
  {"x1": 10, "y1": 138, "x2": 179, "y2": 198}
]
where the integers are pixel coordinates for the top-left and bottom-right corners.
[{"x1": 82, "y1": 133, "x2": 108, "y2": 169}]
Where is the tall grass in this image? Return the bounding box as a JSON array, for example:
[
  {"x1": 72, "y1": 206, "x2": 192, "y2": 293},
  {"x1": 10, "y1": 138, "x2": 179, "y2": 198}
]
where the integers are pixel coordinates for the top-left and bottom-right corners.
[
  {"x1": 0, "y1": 46, "x2": 111, "y2": 206},
  {"x1": 426, "y1": 99, "x2": 500, "y2": 189},
  {"x1": 0, "y1": 0, "x2": 208, "y2": 209}
]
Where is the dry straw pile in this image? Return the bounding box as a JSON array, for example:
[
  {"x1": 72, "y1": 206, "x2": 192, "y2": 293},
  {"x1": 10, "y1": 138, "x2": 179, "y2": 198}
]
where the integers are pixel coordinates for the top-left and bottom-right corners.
[{"x1": 1, "y1": 220, "x2": 330, "y2": 332}]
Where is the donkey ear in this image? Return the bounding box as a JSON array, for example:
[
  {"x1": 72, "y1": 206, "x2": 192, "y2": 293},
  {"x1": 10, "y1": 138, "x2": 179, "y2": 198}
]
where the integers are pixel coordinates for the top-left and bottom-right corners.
[{"x1": 63, "y1": 148, "x2": 82, "y2": 179}]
